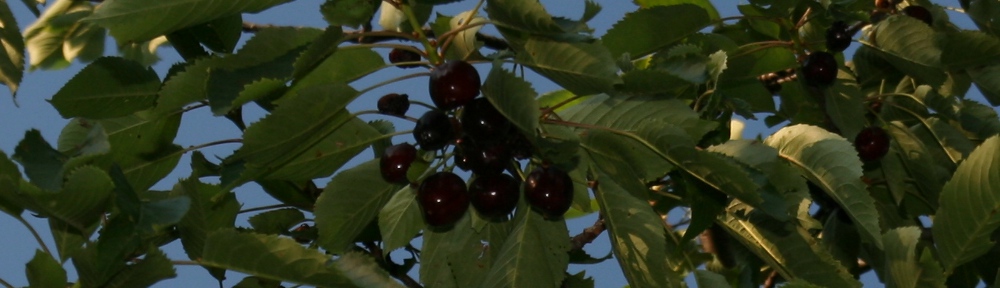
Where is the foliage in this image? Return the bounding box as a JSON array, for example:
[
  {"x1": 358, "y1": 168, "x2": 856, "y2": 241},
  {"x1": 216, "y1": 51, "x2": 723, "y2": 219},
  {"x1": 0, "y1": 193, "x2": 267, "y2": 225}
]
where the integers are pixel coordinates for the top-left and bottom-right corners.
[{"x1": 1, "y1": 0, "x2": 1000, "y2": 287}]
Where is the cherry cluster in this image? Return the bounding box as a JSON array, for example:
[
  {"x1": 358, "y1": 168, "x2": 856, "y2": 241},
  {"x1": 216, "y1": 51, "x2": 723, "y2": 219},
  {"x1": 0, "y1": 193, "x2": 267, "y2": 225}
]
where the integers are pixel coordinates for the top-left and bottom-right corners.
[{"x1": 378, "y1": 58, "x2": 574, "y2": 230}]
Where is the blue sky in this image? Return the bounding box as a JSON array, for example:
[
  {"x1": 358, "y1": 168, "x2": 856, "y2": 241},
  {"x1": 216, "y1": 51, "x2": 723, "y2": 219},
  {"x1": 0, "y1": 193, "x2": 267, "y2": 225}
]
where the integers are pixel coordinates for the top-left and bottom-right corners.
[{"x1": 0, "y1": 0, "x2": 989, "y2": 287}]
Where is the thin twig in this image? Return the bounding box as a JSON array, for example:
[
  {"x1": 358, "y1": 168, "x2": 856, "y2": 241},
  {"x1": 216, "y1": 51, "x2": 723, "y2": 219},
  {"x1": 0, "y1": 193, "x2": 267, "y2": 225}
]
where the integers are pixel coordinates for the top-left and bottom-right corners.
[
  {"x1": 241, "y1": 21, "x2": 511, "y2": 51},
  {"x1": 171, "y1": 260, "x2": 202, "y2": 266},
  {"x1": 570, "y1": 216, "x2": 606, "y2": 250},
  {"x1": 184, "y1": 138, "x2": 243, "y2": 153},
  {"x1": 17, "y1": 216, "x2": 52, "y2": 256},
  {"x1": 0, "y1": 276, "x2": 13, "y2": 288},
  {"x1": 238, "y1": 204, "x2": 296, "y2": 214}
]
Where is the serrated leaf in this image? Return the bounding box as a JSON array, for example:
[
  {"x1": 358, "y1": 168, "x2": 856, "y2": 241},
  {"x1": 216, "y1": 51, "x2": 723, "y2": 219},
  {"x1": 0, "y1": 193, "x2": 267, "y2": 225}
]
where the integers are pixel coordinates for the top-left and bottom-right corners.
[
  {"x1": 51, "y1": 166, "x2": 113, "y2": 230},
  {"x1": 871, "y1": 15, "x2": 941, "y2": 68},
  {"x1": 562, "y1": 271, "x2": 595, "y2": 288},
  {"x1": 201, "y1": 229, "x2": 358, "y2": 287},
  {"x1": 57, "y1": 118, "x2": 109, "y2": 157},
  {"x1": 206, "y1": 46, "x2": 302, "y2": 115},
  {"x1": 231, "y1": 84, "x2": 364, "y2": 186},
  {"x1": 602, "y1": 5, "x2": 710, "y2": 59},
  {"x1": 482, "y1": 63, "x2": 540, "y2": 134},
  {"x1": 24, "y1": 0, "x2": 93, "y2": 69},
  {"x1": 933, "y1": 135, "x2": 1000, "y2": 273},
  {"x1": 958, "y1": 100, "x2": 1000, "y2": 139},
  {"x1": 484, "y1": 0, "x2": 564, "y2": 35},
  {"x1": 50, "y1": 57, "x2": 159, "y2": 119},
  {"x1": 263, "y1": 114, "x2": 382, "y2": 181},
  {"x1": 292, "y1": 26, "x2": 342, "y2": 79},
  {"x1": 707, "y1": 140, "x2": 808, "y2": 215},
  {"x1": 480, "y1": 209, "x2": 569, "y2": 288},
  {"x1": 827, "y1": 71, "x2": 867, "y2": 142},
  {"x1": 248, "y1": 208, "x2": 305, "y2": 235},
  {"x1": 560, "y1": 94, "x2": 716, "y2": 140},
  {"x1": 633, "y1": 0, "x2": 720, "y2": 20},
  {"x1": 315, "y1": 160, "x2": 402, "y2": 254},
  {"x1": 284, "y1": 46, "x2": 384, "y2": 99},
  {"x1": 516, "y1": 37, "x2": 620, "y2": 95},
  {"x1": 720, "y1": 202, "x2": 860, "y2": 287},
  {"x1": 333, "y1": 252, "x2": 405, "y2": 288},
  {"x1": 13, "y1": 129, "x2": 66, "y2": 191},
  {"x1": 420, "y1": 214, "x2": 482, "y2": 288},
  {"x1": 189, "y1": 13, "x2": 242, "y2": 54},
  {"x1": 103, "y1": 248, "x2": 176, "y2": 288},
  {"x1": 173, "y1": 178, "x2": 237, "y2": 281},
  {"x1": 321, "y1": 0, "x2": 377, "y2": 28},
  {"x1": 764, "y1": 124, "x2": 883, "y2": 249},
  {"x1": 378, "y1": 186, "x2": 423, "y2": 254},
  {"x1": 940, "y1": 30, "x2": 1000, "y2": 69},
  {"x1": 618, "y1": 69, "x2": 692, "y2": 96},
  {"x1": 85, "y1": 0, "x2": 293, "y2": 42},
  {"x1": 0, "y1": 0, "x2": 24, "y2": 95},
  {"x1": 26, "y1": 250, "x2": 66, "y2": 288},
  {"x1": 368, "y1": 120, "x2": 394, "y2": 159},
  {"x1": 884, "y1": 226, "x2": 946, "y2": 288},
  {"x1": 593, "y1": 170, "x2": 682, "y2": 288},
  {"x1": 968, "y1": 63, "x2": 1000, "y2": 106}
]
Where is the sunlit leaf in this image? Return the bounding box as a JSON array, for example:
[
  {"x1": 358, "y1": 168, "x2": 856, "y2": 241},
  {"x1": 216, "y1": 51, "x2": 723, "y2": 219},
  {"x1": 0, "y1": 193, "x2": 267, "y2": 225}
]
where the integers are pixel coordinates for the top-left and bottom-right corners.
[
  {"x1": 884, "y1": 227, "x2": 946, "y2": 288},
  {"x1": 201, "y1": 229, "x2": 358, "y2": 287},
  {"x1": 26, "y1": 250, "x2": 67, "y2": 288},
  {"x1": 482, "y1": 63, "x2": 540, "y2": 134},
  {"x1": 85, "y1": 0, "x2": 293, "y2": 42},
  {"x1": 481, "y1": 210, "x2": 569, "y2": 288},
  {"x1": 516, "y1": 37, "x2": 621, "y2": 95},
  {"x1": 315, "y1": 160, "x2": 402, "y2": 254},
  {"x1": 602, "y1": 5, "x2": 710, "y2": 59},
  {"x1": 378, "y1": 186, "x2": 423, "y2": 254},
  {"x1": 0, "y1": 0, "x2": 24, "y2": 95}
]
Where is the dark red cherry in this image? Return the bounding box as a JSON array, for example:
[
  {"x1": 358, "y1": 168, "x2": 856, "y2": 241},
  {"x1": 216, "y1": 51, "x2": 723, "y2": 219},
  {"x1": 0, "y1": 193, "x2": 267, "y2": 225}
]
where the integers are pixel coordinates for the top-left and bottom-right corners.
[
  {"x1": 413, "y1": 110, "x2": 455, "y2": 150},
  {"x1": 460, "y1": 97, "x2": 510, "y2": 143},
  {"x1": 469, "y1": 173, "x2": 519, "y2": 220},
  {"x1": 456, "y1": 140, "x2": 511, "y2": 175},
  {"x1": 429, "y1": 60, "x2": 481, "y2": 110},
  {"x1": 417, "y1": 172, "x2": 470, "y2": 228},
  {"x1": 377, "y1": 93, "x2": 410, "y2": 116},
  {"x1": 389, "y1": 48, "x2": 423, "y2": 68},
  {"x1": 854, "y1": 126, "x2": 891, "y2": 162},
  {"x1": 506, "y1": 129, "x2": 534, "y2": 160},
  {"x1": 524, "y1": 167, "x2": 574, "y2": 219},
  {"x1": 825, "y1": 21, "x2": 852, "y2": 52},
  {"x1": 380, "y1": 143, "x2": 417, "y2": 183},
  {"x1": 802, "y1": 52, "x2": 838, "y2": 88},
  {"x1": 902, "y1": 6, "x2": 933, "y2": 26}
]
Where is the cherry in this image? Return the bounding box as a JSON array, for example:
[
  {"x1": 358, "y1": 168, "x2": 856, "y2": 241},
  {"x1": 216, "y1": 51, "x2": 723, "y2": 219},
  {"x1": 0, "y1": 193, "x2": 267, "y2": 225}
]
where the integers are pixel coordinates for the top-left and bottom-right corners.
[
  {"x1": 825, "y1": 21, "x2": 852, "y2": 52},
  {"x1": 524, "y1": 167, "x2": 574, "y2": 219},
  {"x1": 469, "y1": 173, "x2": 519, "y2": 220},
  {"x1": 801, "y1": 51, "x2": 838, "y2": 88},
  {"x1": 506, "y1": 129, "x2": 534, "y2": 160},
  {"x1": 417, "y1": 171, "x2": 470, "y2": 228},
  {"x1": 380, "y1": 143, "x2": 417, "y2": 183},
  {"x1": 854, "y1": 126, "x2": 891, "y2": 162},
  {"x1": 377, "y1": 93, "x2": 410, "y2": 116},
  {"x1": 460, "y1": 97, "x2": 510, "y2": 143},
  {"x1": 875, "y1": 0, "x2": 892, "y2": 10},
  {"x1": 902, "y1": 6, "x2": 933, "y2": 26},
  {"x1": 389, "y1": 48, "x2": 422, "y2": 68},
  {"x1": 429, "y1": 60, "x2": 481, "y2": 110},
  {"x1": 413, "y1": 110, "x2": 455, "y2": 150},
  {"x1": 456, "y1": 139, "x2": 511, "y2": 175}
]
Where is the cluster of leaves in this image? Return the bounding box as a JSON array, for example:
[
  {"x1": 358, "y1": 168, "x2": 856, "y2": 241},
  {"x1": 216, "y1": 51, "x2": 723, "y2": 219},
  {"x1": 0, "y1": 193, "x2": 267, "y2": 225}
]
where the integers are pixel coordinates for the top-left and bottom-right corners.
[{"x1": 1, "y1": 0, "x2": 1000, "y2": 287}]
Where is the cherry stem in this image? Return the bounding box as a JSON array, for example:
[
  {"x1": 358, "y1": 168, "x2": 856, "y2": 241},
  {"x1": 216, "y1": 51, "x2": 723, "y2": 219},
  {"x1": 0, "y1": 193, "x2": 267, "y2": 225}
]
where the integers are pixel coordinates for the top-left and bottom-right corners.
[
  {"x1": 184, "y1": 138, "x2": 243, "y2": 153},
  {"x1": 171, "y1": 260, "x2": 202, "y2": 266},
  {"x1": 0, "y1": 277, "x2": 12, "y2": 288},
  {"x1": 355, "y1": 110, "x2": 420, "y2": 122},
  {"x1": 539, "y1": 94, "x2": 584, "y2": 119},
  {"x1": 399, "y1": 1, "x2": 440, "y2": 65},
  {"x1": 409, "y1": 100, "x2": 437, "y2": 110},
  {"x1": 357, "y1": 72, "x2": 432, "y2": 97},
  {"x1": 794, "y1": 7, "x2": 813, "y2": 30},
  {"x1": 569, "y1": 216, "x2": 606, "y2": 250},
  {"x1": 730, "y1": 41, "x2": 793, "y2": 59},
  {"x1": 239, "y1": 204, "x2": 296, "y2": 214},
  {"x1": 16, "y1": 216, "x2": 52, "y2": 257}
]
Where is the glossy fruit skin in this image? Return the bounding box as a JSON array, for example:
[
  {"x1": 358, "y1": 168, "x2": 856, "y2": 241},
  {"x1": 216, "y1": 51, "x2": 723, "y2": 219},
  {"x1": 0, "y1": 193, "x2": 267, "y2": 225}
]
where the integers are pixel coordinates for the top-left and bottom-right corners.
[
  {"x1": 460, "y1": 97, "x2": 511, "y2": 143},
  {"x1": 417, "y1": 172, "x2": 470, "y2": 228},
  {"x1": 429, "y1": 60, "x2": 481, "y2": 110},
  {"x1": 825, "y1": 21, "x2": 852, "y2": 52},
  {"x1": 380, "y1": 143, "x2": 418, "y2": 183},
  {"x1": 389, "y1": 48, "x2": 422, "y2": 68},
  {"x1": 802, "y1": 51, "x2": 838, "y2": 88},
  {"x1": 524, "y1": 167, "x2": 574, "y2": 219},
  {"x1": 854, "y1": 126, "x2": 891, "y2": 162},
  {"x1": 413, "y1": 110, "x2": 455, "y2": 150},
  {"x1": 456, "y1": 139, "x2": 511, "y2": 175},
  {"x1": 902, "y1": 6, "x2": 933, "y2": 26},
  {"x1": 469, "y1": 173, "x2": 519, "y2": 220},
  {"x1": 377, "y1": 93, "x2": 410, "y2": 116}
]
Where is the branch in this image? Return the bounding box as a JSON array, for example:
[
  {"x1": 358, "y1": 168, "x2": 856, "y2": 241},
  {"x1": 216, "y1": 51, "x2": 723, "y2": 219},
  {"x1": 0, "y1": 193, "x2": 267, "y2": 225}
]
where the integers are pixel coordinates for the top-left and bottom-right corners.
[
  {"x1": 570, "y1": 216, "x2": 606, "y2": 250},
  {"x1": 362, "y1": 241, "x2": 423, "y2": 288},
  {"x1": 240, "y1": 21, "x2": 510, "y2": 51}
]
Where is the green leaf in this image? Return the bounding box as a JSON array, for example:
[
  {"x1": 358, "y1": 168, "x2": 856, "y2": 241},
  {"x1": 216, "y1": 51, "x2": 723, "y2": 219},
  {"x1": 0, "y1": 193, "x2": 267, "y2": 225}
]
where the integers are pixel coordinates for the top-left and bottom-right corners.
[
  {"x1": 378, "y1": 186, "x2": 423, "y2": 254},
  {"x1": 47, "y1": 219, "x2": 91, "y2": 262},
  {"x1": 248, "y1": 208, "x2": 305, "y2": 235},
  {"x1": 49, "y1": 57, "x2": 159, "y2": 119},
  {"x1": 203, "y1": 229, "x2": 358, "y2": 287},
  {"x1": 262, "y1": 115, "x2": 382, "y2": 182},
  {"x1": 174, "y1": 178, "x2": 239, "y2": 281},
  {"x1": 481, "y1": 209, "x2": 569, "y2": 288},
  {"x1": 560, "y1": 94, "x2": 716, "y2": 140},
  {"x1": 764, "y1": 124, "x2": 883, "y2": 249},
  {"x1": 49, "y1": 166, "x2": 113, "y2": 230},
  {"x1": 870, "y1": 15, "x2": 941, "y2": 68},
  {"x1": 693, "y1": 270, "x2": 731, "y2": 288},
  {"x1": 720, "y1": 202, "x2": 860, "y2": 287},
  {"x1": 292, "y1": 26, "x2": 342, "y2": 79},
  {"x1": 320, "y1": 0, "x2": 378, "y2": 28},
  {"x1": 707, "y1": 140, "x2": 809, "y2": 215},
  {"x1": 231, "y1": 84, "x2": 365, "y2": 186},
  {"x1": 0, "y1": 0, "x2": 24, "y2": 95},
  {"x1": 602, "y1": 5, "x2": 711, "y2": 59},
  {"x1": 884, "y1": 227, "x2": 946, "y2": 288},
  {"x1": 233, "y1": 277, "x2": 283, "y2": 288},
  {"x1": 516, "y1": 38, "x2": 621, "y2": 95},
  {"x1": 189, "y1": 13, "x2": 243, "y2": 54},
  {"x1": 958, "y1": 100, "x2": 1000, "y2": 140},
  {"x1": 482, "y1": 63, "x2": 540, "y2": 134},
  {"x1": 827, "y1": 71, "x2": 867, "y2": 142},
  {"x1": 593, "y1": 171, "x2": 682, "y2": 288},
  {"x1": 933, "y1": 135, "x2": 1000, "y2": 273},
  {"x1": 484, "y1": 0, "x2": 565, "y2": 35},
  {"x1": 284, "y1": 46, "x2": 385, "y2": 100},
  {"x1": 13, "y1": 129, "x2": 66, "y2": 191},
  {"x1": 561, "y1": 271, "x2": 595, "y2": 288},
  {"x1": 940, "y1": 30, "x2": 1000, "y2": 70},
  {"x1": 85, "y1": 0, "x2": 293, "y2": 42},
  {"x1": 315, "y1": 160, "x2": 402, "y2": 254},
  {"x1": 633, "y1": 0, "x2": 720, "y2": 21},
  {"x1": 57, "y1": 118, "x2": 110, "y2": 156},
  {"x1": 206, "y1": 46, "x2": 302, "y2": 115},
  {"x1": 332, "y1": 252, "x2": 405, "y2": 288},
  {"x1": 24, "y1": 0, "x2": 96, "y2": 69},
  {"x1": 103, "y1": 248, "x2": 177, "y2": 288},
  {"x1": 26, "y1": 250, "x2": 67, "y2": 288},
  {"x1": 968, "y1": 64, "x2": 1000, "y2": 106},
  {"x1": 420, "y1": 213, "x2": 486, "y2": 288}
]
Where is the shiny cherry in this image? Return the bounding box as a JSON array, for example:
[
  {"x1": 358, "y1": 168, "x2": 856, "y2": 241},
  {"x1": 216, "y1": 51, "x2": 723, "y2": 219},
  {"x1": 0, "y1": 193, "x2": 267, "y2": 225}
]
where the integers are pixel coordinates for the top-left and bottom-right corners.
[
  {"x1": 413, "y1": 110, "x2": 455, "y2": 150},
  {"x1": 825, "y1": 21, "x2": 852, "y2": 52},
  {"x1": 417, "y1": 172, "x2": 470, "y2": 228},
  {"x1": 460, "y1": 97, "x2": 510, "y2": 143},
  {"x1": 380, "y1": 143, "x2": 418, "y2": 183},
  {"x1": 802, "y1": 51, "x2": 838, "y2": 88},
  {"x1": 429, "y1": 60, "x2": 481, "y2": 110},
  {"x1": 469, "y1": 173, "x2": 519, "y2": 220},
  {"x1": 524, "y1": 167, "x2": 574, "y2": 219},
  {"x1": 456, "y1": 139, "x2": 510, "y2": 175},
  {"x1": 854, "y1": 126, "x2": 891, "y2": 162}
]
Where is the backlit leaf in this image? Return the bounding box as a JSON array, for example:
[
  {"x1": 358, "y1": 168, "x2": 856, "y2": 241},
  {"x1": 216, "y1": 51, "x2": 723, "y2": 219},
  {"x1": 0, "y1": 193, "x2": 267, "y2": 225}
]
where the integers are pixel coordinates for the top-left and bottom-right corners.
[
  {"x1": 315, "y1": 160, "x2": 402, "y2": 254},
  {"x1": 85, "y1": 0, "x2": 293, "y2": 42},
  {"x1": 201, "y1": 229, "x2": 358, "y2": 287},
  {"x1": 50, "y1": 57, "x2": 159, "y2": 119}
]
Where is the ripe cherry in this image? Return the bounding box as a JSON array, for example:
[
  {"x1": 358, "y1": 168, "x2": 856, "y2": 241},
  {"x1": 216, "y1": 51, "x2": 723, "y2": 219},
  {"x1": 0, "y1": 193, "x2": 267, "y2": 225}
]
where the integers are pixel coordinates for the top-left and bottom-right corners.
[
  {"x1": 524, "y1": 167, "x2": 574, "y2": 219},
  {"x1": 413, "y1": 110, "x2": 455, "y2": 150},
  {"x1": 825, "y1": 21, "x2": 852, "y2": 52},
  {"x1": 389, "y1": 48, "x2": 422, "y2": 68},
  {"x1": 429, "y1": 60, "x2": 481, "y2": 110},
  {"x1": 469, "y1": 173, "x2": 519, "y2": 220},
  {"x1": 377, "y1": 93, "x2": 410, "y2": 116},
  {"x1": 456, "y1": 139, "x2": 511, "y2": 175},
  {"x1": 802, "y1": 51, "x2": 838, "y2": 88},
  {"x1": 460, "y1": 97, "x2": 511, "y2": 143},
  {"x1": 902, "y1": 6, "x2": 933, "y2": 26},
  {"x1": 380, "y1": 143, "x2": 417, "y2": 183},
  {"x1": 854, "y1": 126, "x2": 891, "y2": 162},
  {"x1": 417, "y1": 172, "x2": 470, "y2": 228}
]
